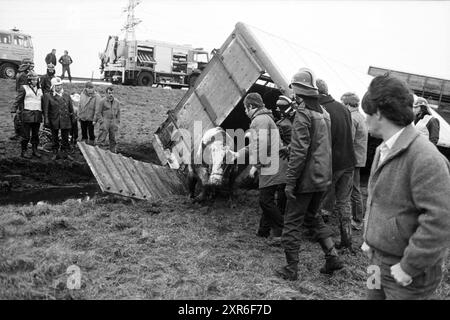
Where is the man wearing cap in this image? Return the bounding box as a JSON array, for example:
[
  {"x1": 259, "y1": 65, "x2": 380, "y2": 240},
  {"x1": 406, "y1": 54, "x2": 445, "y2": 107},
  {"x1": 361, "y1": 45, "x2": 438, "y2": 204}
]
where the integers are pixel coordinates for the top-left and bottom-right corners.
[
  {"x1": 43, "y1": 77, "x2": 74, "y2": 160},
  {"x1": 244, "y1": 92, "x2": 287, "y2": 243},
  {"x1": 317, "y1": 79, "x2": 356, "y2": 251},
  {"x1": 95, "y1": 86, "x2": 121, "y2": 153},
  {"x1": 11, "y1": 71, "x2": 43, "y2": 159},
  {"x1": 361, "y1": 74, "x2": 450, "y2": 299},
  {"x1": 413, "y1": 97, "x2": 440, "y2": 145},
  {"x1": 341, "y1": 92, "x2": 368, "y2": 231},
  {"x1": 275, "y1": 68, "x2": 343, "y2": 281},
  {"x1": 40, "y1": 63, "x2": 56, "y2": 95},
  {"x1": 78, "y1": 82, "x2": 101, "y2": 145}
]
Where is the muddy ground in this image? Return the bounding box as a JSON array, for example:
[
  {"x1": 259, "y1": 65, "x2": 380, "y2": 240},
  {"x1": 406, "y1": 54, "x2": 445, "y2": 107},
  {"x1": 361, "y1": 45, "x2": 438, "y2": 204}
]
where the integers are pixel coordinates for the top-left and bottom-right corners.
[{"x1": 0, "y1": 79, "x2": 449, "y2": 300}]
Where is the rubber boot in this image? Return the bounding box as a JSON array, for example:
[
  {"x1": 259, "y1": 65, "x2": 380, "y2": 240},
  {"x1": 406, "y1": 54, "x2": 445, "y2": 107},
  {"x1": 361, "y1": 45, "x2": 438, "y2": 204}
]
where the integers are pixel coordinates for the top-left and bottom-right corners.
[
  {"x1": 21, "y1": 149, "x2": 31, "y2": 159},
  {"x1": 20, "y1": 140, "x2": 31, "y2": 159},
  {"x1": 32, "y1": 144, "x2": 41, "y2": 158},
  {"x1": 336, "y1": 218, "x2": 353, "y2": 251},
  {"x1": 319, "y1": 237, "x2": 344, "y2": 275},
  {"x1": 274, "y1": 250, "x2": 299, "y2": 281}
]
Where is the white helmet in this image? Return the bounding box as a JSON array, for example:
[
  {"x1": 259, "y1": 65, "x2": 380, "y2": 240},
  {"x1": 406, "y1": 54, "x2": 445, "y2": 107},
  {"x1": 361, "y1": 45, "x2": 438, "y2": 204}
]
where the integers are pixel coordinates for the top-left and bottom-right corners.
[{"x1": 51, "y1": 77, "x2": 63, "y2": 88}]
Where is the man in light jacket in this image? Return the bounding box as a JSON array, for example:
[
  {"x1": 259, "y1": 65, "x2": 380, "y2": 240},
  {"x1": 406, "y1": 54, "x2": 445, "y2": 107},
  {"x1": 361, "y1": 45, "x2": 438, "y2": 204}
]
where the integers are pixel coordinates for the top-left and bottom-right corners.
[
  {"x1": 244, "y1": 92, "x2": 287, "y2": 243},
  {"x1": 79, "y1": 82, "x2": 101, "y2": 145},
  {"x1": 362, "y1": 74, "x2": 450, "y2": 300}
]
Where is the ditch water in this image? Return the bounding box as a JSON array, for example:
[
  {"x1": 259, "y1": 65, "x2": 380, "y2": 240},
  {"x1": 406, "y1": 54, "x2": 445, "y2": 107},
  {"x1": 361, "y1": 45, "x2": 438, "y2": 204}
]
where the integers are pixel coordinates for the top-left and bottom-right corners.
[{"x1": 0, "y1": 184, "x2": 102, "y2": 206}]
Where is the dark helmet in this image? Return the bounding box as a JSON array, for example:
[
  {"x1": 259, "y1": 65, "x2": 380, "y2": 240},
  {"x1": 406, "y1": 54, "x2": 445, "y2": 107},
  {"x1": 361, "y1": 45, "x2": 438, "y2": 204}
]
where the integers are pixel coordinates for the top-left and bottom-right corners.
[{"x1": 289, "y1": 68, "x2": 318, "y2": 96}]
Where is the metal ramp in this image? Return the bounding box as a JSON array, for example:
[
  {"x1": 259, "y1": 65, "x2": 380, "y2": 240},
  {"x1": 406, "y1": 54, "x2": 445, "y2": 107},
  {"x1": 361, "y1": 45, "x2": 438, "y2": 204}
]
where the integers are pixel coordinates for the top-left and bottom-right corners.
[{"x1": 78, "y1": 142, "x2": 187, "y2": 201}]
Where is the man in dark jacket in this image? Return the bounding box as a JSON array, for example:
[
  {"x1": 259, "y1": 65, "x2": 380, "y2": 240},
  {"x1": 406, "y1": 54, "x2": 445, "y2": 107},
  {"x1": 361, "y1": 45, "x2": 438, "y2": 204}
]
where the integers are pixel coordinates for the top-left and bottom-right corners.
[
  {"x1": 275, "y1": 68, "x2": 343, "y2": 281},
  {"x1": 11, "y1": 71, "x2": 43, "y2": 158},
  {"x1": 40, "y1": 63, "x2": 56, "y2": 95},
  {"x1": 45, "y1": 49, "x2": 57, "y2": 66},
  {"x1": 244, "y1": 93, "x2": 287, "y2": 242},
  {"x1": 362, "y1": 74, "x2": 450, "y2": 300},
  {"x1": 59, "y1": 50, "x2": 73, "y2": 83},
  {"x1": 43, "y1": 77, "x2": 74, "y2": 160},
  {"x1": 317, "y1": 79, "x2": 356, "y2": 250}
]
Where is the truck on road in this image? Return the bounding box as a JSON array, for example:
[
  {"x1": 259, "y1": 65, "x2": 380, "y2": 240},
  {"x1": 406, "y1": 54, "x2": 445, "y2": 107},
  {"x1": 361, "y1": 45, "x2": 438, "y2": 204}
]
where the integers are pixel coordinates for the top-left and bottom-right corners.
[{"x1": 0, "y1": 28, "x2": 34, "y2": 79}]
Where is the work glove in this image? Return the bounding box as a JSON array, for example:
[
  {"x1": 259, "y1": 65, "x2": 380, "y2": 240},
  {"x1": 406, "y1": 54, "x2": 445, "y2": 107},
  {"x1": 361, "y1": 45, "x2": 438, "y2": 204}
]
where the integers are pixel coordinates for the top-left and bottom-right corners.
[
  {"x1": 285, "y1": 184, "x2": 296, "y2": 200},
  {"x1": 390, "y1": 263, "x2": 412, "y2": 287}
]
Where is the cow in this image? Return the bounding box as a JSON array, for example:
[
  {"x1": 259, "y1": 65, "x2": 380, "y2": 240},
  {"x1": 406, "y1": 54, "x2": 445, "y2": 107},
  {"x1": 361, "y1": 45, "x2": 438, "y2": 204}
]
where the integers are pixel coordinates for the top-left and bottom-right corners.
[{"x1": 187, "y1": 127, "x2": 246, "y2": 205}]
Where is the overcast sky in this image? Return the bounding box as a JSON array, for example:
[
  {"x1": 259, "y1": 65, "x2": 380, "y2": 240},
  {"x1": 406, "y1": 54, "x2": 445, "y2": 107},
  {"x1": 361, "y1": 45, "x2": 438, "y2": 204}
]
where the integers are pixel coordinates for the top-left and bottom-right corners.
[{"x1": 1, "y1": 0, "x2": 449, "y2": 80}]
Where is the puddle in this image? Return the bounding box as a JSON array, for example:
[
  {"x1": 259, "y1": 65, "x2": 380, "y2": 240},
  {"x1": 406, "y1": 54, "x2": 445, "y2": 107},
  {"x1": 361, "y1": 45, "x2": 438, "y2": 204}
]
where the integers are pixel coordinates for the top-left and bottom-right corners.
[{"x1": 0, "y1": 184, "x2": 102, "y2": 206}]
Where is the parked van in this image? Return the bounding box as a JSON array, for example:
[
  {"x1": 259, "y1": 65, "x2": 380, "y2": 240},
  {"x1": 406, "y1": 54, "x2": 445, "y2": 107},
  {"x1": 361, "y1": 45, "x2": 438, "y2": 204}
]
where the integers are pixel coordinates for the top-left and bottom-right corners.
[{"x1": 0, "y1": 28, "x2": 34, "y2": 79}]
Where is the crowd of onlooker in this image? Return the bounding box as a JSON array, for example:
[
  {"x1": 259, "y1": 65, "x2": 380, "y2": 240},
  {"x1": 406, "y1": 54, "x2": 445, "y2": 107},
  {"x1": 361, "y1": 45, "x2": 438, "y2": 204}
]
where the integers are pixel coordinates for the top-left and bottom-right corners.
[
  {"x1": 242, "y1": 67, "x2": 449, "y2": 300},
  {"x1": 10, "y1": 55, "x2": 121, "y2": 160}
]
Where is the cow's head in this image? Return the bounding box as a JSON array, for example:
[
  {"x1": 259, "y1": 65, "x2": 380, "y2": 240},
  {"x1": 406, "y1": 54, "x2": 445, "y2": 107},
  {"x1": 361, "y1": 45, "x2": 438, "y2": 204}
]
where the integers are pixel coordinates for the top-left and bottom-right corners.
[{"x1": 198, "y1": 127, "x2": 238, "y2": 186}]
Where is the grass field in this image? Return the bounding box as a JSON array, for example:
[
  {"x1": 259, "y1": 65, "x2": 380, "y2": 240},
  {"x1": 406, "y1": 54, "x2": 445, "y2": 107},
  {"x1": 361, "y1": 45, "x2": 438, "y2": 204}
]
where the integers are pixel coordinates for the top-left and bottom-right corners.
[{"x1": 0, "y1": 79, "x2": 449, "y2": 300}]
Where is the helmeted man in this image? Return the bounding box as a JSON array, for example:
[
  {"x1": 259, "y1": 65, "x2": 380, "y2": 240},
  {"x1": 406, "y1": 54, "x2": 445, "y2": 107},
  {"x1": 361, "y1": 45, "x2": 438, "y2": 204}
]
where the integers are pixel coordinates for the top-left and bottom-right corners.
[
  {"x1": 244, "y1": 92, "x2": 287, "y2": 243},
  {"x1": 317, "y1": 79, "x2": 356, "y2": 250},
  {"x1": 10, "y1": 58, "x2": 34, "y2": 141},
  {"x1": 412, "y1": 97, "x2": 440, "y2": 145},
  {"x1": 95, "y1": 86, "x2": 121, "y2": 153},
  {"x1": 11, "y1": 71, "x2": 43, "y2": 159},
  {"x1": 275, "y1": 68, "x2": 344, "y2": 281},
  {"x1": 40, "y1": 63, "x2": 56, "y2": 95},
  {"x1": 362, "y1": 74, "x2": 450, "y2": 300},
  {"x1": 341, "y1": 92, "x2": 368, "y2": 231},
  {"x1": 43, "y1": 77, "x2": 74, "y2": 160}
]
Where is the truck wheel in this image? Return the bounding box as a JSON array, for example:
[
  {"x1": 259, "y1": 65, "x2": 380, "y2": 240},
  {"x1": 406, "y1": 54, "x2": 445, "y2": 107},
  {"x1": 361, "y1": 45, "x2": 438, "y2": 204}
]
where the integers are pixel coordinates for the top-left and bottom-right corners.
[
  {"x1": 0, "y1": 63, "x2": 17, "y2": 79},
  {"x1": 137, "y1": 72, "x2": 153, "y2": 86}
]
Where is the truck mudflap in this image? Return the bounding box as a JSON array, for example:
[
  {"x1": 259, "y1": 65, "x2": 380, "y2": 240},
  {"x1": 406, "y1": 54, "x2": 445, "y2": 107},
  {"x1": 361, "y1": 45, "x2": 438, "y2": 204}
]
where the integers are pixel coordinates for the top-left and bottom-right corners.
[{"x1": 78, "y1": 142, "x2": 188, "y2": 201}]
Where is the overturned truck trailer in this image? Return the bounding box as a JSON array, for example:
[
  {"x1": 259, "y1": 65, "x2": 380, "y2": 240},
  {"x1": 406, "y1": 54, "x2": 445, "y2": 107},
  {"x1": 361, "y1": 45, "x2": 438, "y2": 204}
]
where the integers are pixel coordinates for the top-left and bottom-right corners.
[{"x1": 152, "y1": 22, "x2": 372, "y2": 168}]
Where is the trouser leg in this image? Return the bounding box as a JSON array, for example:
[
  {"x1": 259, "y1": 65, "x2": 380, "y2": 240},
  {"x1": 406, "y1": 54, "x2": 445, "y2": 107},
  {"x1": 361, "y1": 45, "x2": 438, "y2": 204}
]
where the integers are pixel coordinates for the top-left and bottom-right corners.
[
  {"x1": 61, "y1": 66, "x2": 66, "y2": 80},
  {"x1": 334, "y1": 167, "x2": 354, "y2": 249},
  {"x1": 21, "y1": 122, "x2": 31, "y2": 149},
  {"x1": 67, "y1": 66, "x2": 72, "y2": 82},
  {"x1": 71, "y1": 121, "x2": 78, "y2": 144},
  {"x1": 96, "y1": 121, "x2": 108, "y2": 148},
  {"x1": 51, "y1": 129, "x2": 60, "y2": 151},
  {"x1": 276, "y1": 183, "x2": 287, "y2": 215},
  {"x1": 281, "y1": 193, "x2": 313, "y2": 252},
  {"x1": 351, "y1": 167, "x2": 364, "y2": 223},
  {"x1": 259, "y1": 185, "x2": 284, "y2": 237},
  {"x1": 60, "y1": 129, "x2": 70, "y2": 151},
  {"x1": 109, "y1": 122, "x2": 117, "y2": 152},
  {"x1": 87, "y1": 121, "x2": 95, "y2": 143},
  {"x1": 80, "y1": 120, "x2": 88, "y2": 141}
]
